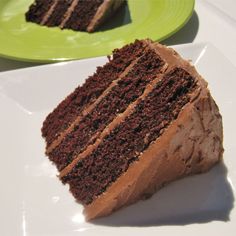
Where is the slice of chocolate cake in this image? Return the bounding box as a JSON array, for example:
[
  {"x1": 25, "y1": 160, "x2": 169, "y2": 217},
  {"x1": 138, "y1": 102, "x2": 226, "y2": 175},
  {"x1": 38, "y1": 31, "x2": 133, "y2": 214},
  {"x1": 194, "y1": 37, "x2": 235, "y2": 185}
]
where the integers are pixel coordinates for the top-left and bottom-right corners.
[
  {"x1": 25, "y1": 0, "x2": 125, "y2": 32},
  {"x1": 42, "y1": 39, "x2": 224, "y2": 220}
]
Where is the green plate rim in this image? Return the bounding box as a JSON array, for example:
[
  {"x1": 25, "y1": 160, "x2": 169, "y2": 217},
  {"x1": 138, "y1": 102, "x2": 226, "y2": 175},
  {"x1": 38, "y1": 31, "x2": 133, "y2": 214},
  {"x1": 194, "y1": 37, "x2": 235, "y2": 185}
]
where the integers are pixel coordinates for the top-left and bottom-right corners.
[{"x1": 0, "y1": 0, "x2": 195, "y2": 63}]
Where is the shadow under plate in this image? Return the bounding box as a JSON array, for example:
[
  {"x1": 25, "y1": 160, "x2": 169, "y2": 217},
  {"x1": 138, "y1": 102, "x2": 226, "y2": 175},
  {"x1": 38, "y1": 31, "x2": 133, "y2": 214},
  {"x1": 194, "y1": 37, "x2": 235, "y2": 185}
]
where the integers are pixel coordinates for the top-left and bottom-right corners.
[{"x1": 162, "y1": 11, "x2": 199, "y2": 46}]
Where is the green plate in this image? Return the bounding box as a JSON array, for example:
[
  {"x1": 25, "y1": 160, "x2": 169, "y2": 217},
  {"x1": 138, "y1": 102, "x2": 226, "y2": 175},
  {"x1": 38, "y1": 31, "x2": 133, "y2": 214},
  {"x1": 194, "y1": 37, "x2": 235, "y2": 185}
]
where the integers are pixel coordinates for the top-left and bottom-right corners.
[{"x1": 0, "y1": 0, "x2": 194, "y2": 63}]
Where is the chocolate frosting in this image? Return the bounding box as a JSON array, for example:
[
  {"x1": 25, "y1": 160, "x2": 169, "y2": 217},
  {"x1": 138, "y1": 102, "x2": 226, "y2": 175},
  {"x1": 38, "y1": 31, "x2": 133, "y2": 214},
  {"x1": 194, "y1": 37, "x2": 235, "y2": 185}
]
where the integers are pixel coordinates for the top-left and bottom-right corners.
[{"x1": 83, "y1": 41, "x2": 224, "y2": 220}]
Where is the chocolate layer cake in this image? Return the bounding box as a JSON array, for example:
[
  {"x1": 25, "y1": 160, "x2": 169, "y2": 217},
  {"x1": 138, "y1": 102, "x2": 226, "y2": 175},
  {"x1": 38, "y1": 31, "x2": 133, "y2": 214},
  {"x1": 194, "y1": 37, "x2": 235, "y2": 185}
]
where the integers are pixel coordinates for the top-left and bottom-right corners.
[
  {"x1": 42, "y1": 39, "x2": 223, "y2": 220},
  {"x1": 25, "y1": 0, "x2": 125, "y2": 32}
]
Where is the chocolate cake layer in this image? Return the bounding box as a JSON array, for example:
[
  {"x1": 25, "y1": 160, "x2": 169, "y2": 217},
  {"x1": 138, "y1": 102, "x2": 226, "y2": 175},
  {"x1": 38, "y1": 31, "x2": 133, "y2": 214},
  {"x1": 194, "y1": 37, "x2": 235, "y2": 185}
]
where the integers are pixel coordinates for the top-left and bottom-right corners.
[
  {"x1": 48, "y1": 50, "x2": 165, "y2": 171},
  {"x1": 62, "y1": 67, "x2": 197, "y2": 204},
  {"x1": 63, "y1": 0, "x2": 104, "y2": 31},
  {"x1": 45, "y1": 0, "x2": 73, "y2": 27},
  {"x1": 25, "y1": 0, "x2": 54, "y2": 24},
  {"x1": 42, "y1": 40, "x2": 147, "y2": 146}
]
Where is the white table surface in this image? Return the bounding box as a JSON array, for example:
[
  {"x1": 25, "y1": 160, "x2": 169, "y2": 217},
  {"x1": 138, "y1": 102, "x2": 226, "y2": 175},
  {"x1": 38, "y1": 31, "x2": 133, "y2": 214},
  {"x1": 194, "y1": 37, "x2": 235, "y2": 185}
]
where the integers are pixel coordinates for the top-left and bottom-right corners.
[{"x1": 0, "y1": 0, "x2": 236, "y2": 72}]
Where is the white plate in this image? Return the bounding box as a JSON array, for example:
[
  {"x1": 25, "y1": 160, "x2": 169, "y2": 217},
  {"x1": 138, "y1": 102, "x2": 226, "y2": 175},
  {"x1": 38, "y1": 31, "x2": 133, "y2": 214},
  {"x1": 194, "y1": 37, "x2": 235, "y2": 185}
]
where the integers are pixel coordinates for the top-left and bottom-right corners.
[{"x1": 0, "y1": 43, "x2": 235, "y2": 236}]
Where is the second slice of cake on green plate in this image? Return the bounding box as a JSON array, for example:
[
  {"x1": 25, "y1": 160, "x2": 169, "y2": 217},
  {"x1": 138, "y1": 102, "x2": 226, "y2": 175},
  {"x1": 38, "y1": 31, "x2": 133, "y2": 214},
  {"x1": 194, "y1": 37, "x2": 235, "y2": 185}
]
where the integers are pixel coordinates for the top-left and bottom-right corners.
[{"x1": 25, "y1": 0, "x2": 125, "y2": 32}]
